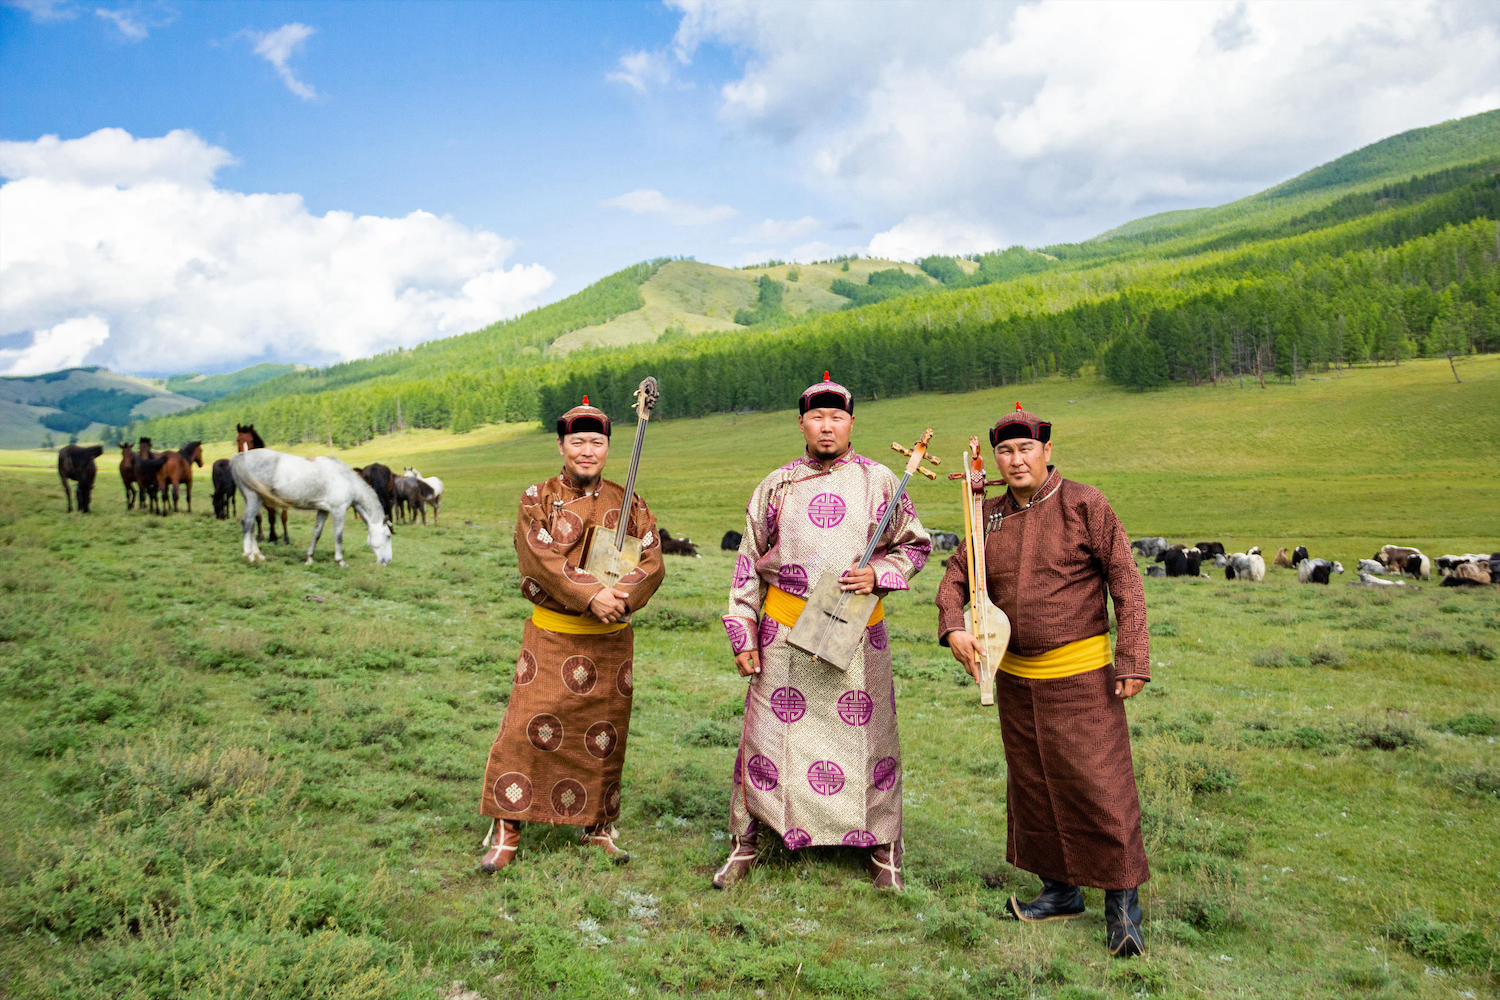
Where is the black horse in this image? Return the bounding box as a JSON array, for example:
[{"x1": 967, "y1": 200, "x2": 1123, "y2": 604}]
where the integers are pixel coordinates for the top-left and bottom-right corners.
[
  {"x1": 57, "y1": 444, "x2": 104, "y2": 513},
  {"x1": 355, "y1": 463, "x2": 396, "y2": 523},
  {"x1": 211, "y1": 458, "x2": 237, "y2": 520}
]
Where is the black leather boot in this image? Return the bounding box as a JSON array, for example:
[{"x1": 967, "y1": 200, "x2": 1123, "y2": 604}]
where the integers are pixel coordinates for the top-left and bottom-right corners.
[
  {"x1": 1005, "y1": 877, "x2": 1086, "y2": 922},
  {"x1": 1104, "y1": 888, "x2": 1144, "y2": 957}
]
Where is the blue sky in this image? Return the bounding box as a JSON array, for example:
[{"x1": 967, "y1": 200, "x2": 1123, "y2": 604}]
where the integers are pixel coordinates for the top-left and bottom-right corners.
[{"x1": 2, "y1": 0, "x2": 1498, "y2": 376}]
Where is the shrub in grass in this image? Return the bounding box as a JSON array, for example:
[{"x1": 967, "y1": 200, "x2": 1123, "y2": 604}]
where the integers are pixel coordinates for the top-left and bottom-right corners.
[
  {"x1": 1445, "y1": 766, "x2": 1500, "y2": 798},
  {"x1": 634, "y1": 607, "x2": 713, "y2": 630},
  {"x1": 678, "y1": 719, "x2": 739, "y2": 747},
  {"x1": 710, "y1": 697, "x2": 746, "y2": 722},
  {"x1": 634, "y1": 760, "x2": 728, "y2": 825},
  {"x1": 1308, "y1": 646, "x2": 1345, "y2": 667},
  {"x1": 1440, "y1": 712, "x2": 1497, "y2": 736},
  {"x1": 1333, "y1": 965, "x2": 1394, "y2": 990},
  {"x1": 1384, "y1": 909, "x2": 1499, "y2": 972},
  {"x1": 1347, "y1": 720, "x2": 1423, "y2": 751}
]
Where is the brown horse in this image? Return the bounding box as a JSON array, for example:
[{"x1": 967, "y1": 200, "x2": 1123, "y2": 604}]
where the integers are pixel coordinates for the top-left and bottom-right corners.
[
  {"x1": 237, "y1": 424, "x2": 287, "y2": 543},
  {"x1": 118, "y1": 443, "x2": 137, "y2": 509},
  {"x1": 58, "y1": 444, "x2": 104, "y2": 513},
  {"x1": 156, "y1": 441, "x2": 203, "y2": 514},
  {"x1": 134, "y1": 438, "x2": 158, "y2": 513}
]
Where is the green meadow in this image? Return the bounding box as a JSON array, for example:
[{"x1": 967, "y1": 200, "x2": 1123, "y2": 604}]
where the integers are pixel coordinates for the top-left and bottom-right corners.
[{"x1": 2, "y1": 358, "x2": 1498, "y2": 998}]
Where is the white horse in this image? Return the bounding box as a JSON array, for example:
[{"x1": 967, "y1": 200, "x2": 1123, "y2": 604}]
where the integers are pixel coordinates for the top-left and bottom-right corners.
[
  {"x1": 232, "y1": 450, "x2": 392, "y2": 567},
  {"x1": 403, "y1": 467, "x2": 444, "y2": 524}
]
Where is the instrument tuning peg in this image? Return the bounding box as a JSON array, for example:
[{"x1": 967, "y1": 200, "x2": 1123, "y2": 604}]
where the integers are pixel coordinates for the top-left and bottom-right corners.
[
  {"x1": 947, "y1": 471, "x2": 966, "y2": 481},
  {"x1": 890, "y1": 442, "x2": 912, "y2": 456},
  {"x1": 915, "y1": 466, "x2": 937, "y2": 480}
]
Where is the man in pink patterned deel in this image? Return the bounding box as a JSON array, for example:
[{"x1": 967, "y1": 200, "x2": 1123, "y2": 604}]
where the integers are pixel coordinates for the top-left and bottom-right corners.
[{"x1": 713, "y1": 373, "x2": 931, "y2": 891}]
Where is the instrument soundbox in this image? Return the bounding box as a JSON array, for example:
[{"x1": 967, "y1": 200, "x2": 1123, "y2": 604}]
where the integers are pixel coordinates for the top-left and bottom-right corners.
[
  {"x1": 787, "y1": 429, "x2": 941, "y2": 670},
  {"x1": 948, "y1": 436, "x2": 1011, "y2": 705},
  {"x1": 579, "y1": 377, "x2": 659, "y2": 588}
]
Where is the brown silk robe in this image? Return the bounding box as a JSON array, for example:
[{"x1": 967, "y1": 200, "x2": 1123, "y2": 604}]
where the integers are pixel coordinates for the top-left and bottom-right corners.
[
  {"x1": 479, "y1": 469, "x2": 665, "y2": 828},
  {"x1": 934, "y1": 468, "x2": 1151, "y2": 888}
]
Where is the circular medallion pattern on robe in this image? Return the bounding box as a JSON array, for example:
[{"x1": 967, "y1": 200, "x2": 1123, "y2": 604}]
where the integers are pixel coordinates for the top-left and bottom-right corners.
[
  {"x1": 747, "y1": 754, "x2": 780, "y2": 790},
  {"x1": 604, "y1": 781, "x2": 622, "y2": 818},
  {"x1": 758, "y1": 614, "x2": 779, "y2": 649},
  {"x1": 807, "y1": 492, "x2": 847, "y2": 529},
  {"x1": 549, "y1": 509, "x2": 584, "y2": 546},
  {"x1": 525, "y1": 519, "x2": 555, "y2": 552},
  {"x1": 521, "y1": 577, "x2": 549, "y2": 605},
  {"x1": 776, "y1": 563, "x2": 808, "y2": 597},
  {"x1": 527, "y1": 713, "x2": 564, "y2": 751},
  {"x1": 877, "y1": 570, "x2": 907, "y2": 591},
  {"x1": 561, "y1": 655, "x2": 598, "y2": 695},
  {"x1": 550, "y1": 778, "x2": 588, "y2": 817},
  {"x1": 808, "y1": 760, "x2": 846, "y2": 796},
  {"x1": 492, "y1": 771, "x2": 532, "y2": 812},
  {"x1": 732, "y1": 555, "x2": 754, "y2": 588},
  {"x1": 837, "y1": 690, "x2": 873, "y2": 726},
  {"x1": 602, "y1": 507, "x2": 621, "y2": 530},
  {"x1": 584, "y1": 720, "x2": 619, "y2": 759},
  {"x1": 733, "y1": 746, "x2": 743, "y2": 786},
  {"x1": 782, "y1": 828, "x2": 812, "y2": 850},
  {"x1": 769, "y1": 686, "x2": 806, "y2": 723},
  {"x1": 873, "y1": 756, "x2": 900, "y2": 791},
  {"x1": 515, "y1": 649, "x2": 537, "y2": 685},
  {"x1": 866, "y1": 621, "x2": 889, "y2": 651},
  {"x1": 563, "y1": 561, "x2": 600, "y2": 585},
  {"x1": 724, "y1": 618, "x2": 751, "y2": 653},
  {"x1": 843, "y1": 830, "x2": 877, "y2": 847},
  {"x1": 875, "y1": 495, "x2": 917, "y2": 521},
  {"x1": 618, "y1": 565, "x2": 648, "y2": 586},
  {"x1": 615, "y1": 659, "x2": 634, "y2": 696}
]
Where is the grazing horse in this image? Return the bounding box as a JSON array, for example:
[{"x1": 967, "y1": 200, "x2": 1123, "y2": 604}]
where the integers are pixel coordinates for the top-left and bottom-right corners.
[
  {"x1": 231, "y1": 449, "x2": 391, "y2": 567},
  {"x1": 156, "y1": 441, "x2": 203, "y2": 513},
  {"x1": 355, "y1": 463, "x2": 396, "y2": 523},
  {"x1": 391, "y1": 474, "x2": 433, "y2": 524},
  {"x1": 118, "y1": 443, "x2": 137, "y2": 509},
  {"x1": 237, "y1": 423, "x2": 288, "y2": 544},
  {"x1": 402, "y1": 468, "x2": 444, "y2": 524},
  {"x1": 57, "y1": 444, "x2": 104, "y2": 513},
  {"x1": 211, "y1": 458, "x2": 236, "y2": 519}
]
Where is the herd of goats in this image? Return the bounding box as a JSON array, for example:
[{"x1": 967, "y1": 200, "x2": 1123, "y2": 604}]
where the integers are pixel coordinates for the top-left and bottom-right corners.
[
  {"x1": 48, "y1": 435, "x2": 1499, "y2": 589},
  {"x1": 1128, "y1": 537, "x2": 1500, "y2": 589},
  {"x1": 51, "y1": 425, "x2": 444, "y2": 534}
]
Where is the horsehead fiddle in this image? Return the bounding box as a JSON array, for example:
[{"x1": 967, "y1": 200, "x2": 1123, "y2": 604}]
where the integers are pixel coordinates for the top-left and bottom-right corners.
[
  {"x1": 948, "y1": 435, "x2": 1011, "y2": 705},
  {"x1": 787, "y1": 428, "x2": 942, "y2": 671},
  {"x1": 578, "y1": 376, "x2": 660, "y2": 589}
]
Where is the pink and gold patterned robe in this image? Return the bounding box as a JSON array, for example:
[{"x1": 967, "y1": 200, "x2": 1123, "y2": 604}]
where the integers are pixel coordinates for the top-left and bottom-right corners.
[{"x1": 723, "y1": 449, "x2": 931, "y2": 848}]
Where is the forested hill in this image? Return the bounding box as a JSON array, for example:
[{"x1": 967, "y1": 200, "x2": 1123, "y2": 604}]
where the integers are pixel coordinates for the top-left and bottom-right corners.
[{"x1": 135, "y1": 108, "x2": 1500, "y2": 447}]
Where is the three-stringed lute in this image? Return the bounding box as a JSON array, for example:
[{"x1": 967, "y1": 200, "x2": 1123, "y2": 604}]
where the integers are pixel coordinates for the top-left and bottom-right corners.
[
  {"x1": 948, "y1": 435, "x2": 1011, "y2": 705},
  {"x1": 579, "y1": 377, "x2": 659, "y2": 588},
  {"x1": 787, "y1": 429, "x2": 942, "y2": 670}
]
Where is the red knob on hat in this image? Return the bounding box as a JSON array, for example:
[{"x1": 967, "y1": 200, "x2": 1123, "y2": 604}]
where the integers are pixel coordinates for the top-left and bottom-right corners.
[
  {"x1": 582, "y1": 395, "x2": 590, "y2": 405},
  {"x1": 1015, "y1": 401, "x2": 1022, "y2": 411},
  {"x1": 824, "y1": 371, "x2": 830, "y2": 381}
]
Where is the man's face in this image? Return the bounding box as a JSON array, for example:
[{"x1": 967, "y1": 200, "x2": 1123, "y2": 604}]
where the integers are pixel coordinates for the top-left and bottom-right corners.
[
  {"x1": 558, "y1": 432, "x2": 609, "y2": 482},
  {"x1": 799, "y1": 407, "x2": 853, "y2": 459},
  {"x1": 993, "y1": 437, "x2": 1052, "y2": 492}
]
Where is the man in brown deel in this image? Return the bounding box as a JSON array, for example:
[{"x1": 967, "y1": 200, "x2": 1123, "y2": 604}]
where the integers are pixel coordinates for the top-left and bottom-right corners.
[
  {"x1": 478, "y1": 398, "x2": 665, "y2": 871},
  {"x1": 935, "y1": 405, "x2": 1151, "y2": 957}
]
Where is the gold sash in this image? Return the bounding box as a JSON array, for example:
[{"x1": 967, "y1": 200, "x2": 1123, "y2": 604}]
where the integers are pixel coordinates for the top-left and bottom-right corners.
[
  {"x1": 530, "y1": 605, "x2": 628, "y2": 635},
  {"x1": 998, "y1": 633, "x2": 1111, "y2": 679},
  {"x1": 763, "y1": 584, "x2": 885, "y2": 629}
]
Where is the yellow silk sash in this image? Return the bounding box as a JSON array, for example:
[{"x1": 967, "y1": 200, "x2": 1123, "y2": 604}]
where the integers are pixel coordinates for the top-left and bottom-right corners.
[
  {"x1": 998, "y1": 633, "x2": 1111, "y2": 680},
  {"x1": 530, "y1": 605, "x2": 628, "y2": 635},
  {"x1": 763, "y1": 584, "x2": 885, "y2": 629}
]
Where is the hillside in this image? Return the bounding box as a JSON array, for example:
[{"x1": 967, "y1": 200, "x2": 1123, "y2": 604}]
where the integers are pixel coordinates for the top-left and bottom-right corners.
[
  {"x1": 129, "y1": 107, "x2": 1500, "y2": 449},
  {"x1": 165, "y1": 362, "x2": 302, "y2": 402},
  {"x1": 0, "y1": 367, "x2": 201, "y2": 449}
]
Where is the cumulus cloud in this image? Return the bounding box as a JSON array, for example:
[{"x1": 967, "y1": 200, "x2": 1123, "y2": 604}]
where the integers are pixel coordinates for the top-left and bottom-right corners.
[
  {"x1": 0, "y1": 129, "x2": 555, "y2": 376},
  {"x1": 866, "y1": 213, "x2": 1004, "y2": 261},
  {"x1": 665, "y1": 0, "x2": 1500, "y2": 247},
  {"x1": 249, "y1": 22, "x2": 320, "y2": 100},
  {"x1": 731, "y1": 215, "x2": 820, "y2": 244},
  {"x1": 607, "y1": 49, "x2": 676, "y2": 92},
  {"x1": 600, "y1": 188, "x2": 737, "y2": 226},
  {"x1": 0, "y1": 316, "x2": 110, "y2": 376}
]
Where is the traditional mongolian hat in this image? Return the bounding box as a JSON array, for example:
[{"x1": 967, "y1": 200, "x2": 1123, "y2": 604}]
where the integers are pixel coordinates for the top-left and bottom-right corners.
[
  {"x1": 989, "y1": 401, "x2": 1051, "y2": 447},
  {"x1": 799, "y1": 372, "x2": 854, "y2": 415},
  {"x1": 556, "y1": 395, "x2": 611, "y2": 437}
]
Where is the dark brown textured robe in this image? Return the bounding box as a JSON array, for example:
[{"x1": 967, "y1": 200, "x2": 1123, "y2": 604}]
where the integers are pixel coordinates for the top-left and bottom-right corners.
[
  {"x1": 935, "y1": 468, "x2": 1151, "y2": 888},
  {"x1": 479, "y1": 469, "x2": 665, "y2": 827}
]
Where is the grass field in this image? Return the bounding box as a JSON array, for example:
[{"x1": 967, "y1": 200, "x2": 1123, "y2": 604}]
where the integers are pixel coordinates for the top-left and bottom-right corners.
[{"x1": 1, "y1": 359, "x2": 1497, "y2": 999}]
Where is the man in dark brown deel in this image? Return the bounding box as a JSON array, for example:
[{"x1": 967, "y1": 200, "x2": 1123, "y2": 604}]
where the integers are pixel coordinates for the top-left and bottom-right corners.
[
  {"x1": 477, "y1": 398, "x2": 665, "y2": 871},
  {"x1": 935, "y1": 405, "x2": 1150, "y2": 957}
]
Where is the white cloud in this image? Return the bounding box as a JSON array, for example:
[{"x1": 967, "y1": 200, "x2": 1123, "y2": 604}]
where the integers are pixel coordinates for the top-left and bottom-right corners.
[
  {"x1": 607, "y1": 49, "x2": 675, "y2": 92},
  {"x1": 4, "y1": 0, "x2": 78, "y2": 22},
  {"x1": 731, "y1": 215, "x2": 820, "y2": 244},
  {"x1": 0, "y1": 129, "x2": 555, "y2": 376},
  {"x1": 666, "y1": 0, "x2": 1500, "y2": 247},
  {"x1": 95, "y1": 7, "x2": 146, "y2": 40},
  {"x1": 600, "y1": 188, "x2": 737, "y2": 226},
  {"x1": 249, "y1": 22, "x2": 320, "y2": 100},
  {"x1": 866, "y1": 213, "x2": 1005, "y2": 261},
  {"x1": 0, "y1": 316, "x2": 110, "y2": 376}
]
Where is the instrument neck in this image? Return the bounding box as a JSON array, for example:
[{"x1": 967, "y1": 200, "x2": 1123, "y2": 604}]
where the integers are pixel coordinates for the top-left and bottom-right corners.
[
  {"x1": 859, "y1": 471, "x2": 911, "y2": 568},
  {"x1": 614, "y1": 416, "x2": 649, "y2": 548}
]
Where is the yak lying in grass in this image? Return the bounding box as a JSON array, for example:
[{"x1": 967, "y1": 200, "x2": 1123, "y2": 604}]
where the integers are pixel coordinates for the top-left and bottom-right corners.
[{"x1": 720, "y1": 530, "x2": 743, "y2": 551}]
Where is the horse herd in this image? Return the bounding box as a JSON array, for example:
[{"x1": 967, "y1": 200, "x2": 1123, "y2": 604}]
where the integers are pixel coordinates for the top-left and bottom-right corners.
[
  {"x1": 53, "y1": 423, "x2": 445, "y2": 568},
  {"x1": 1131, "y1": 537, "x2": 1500, "y2": 588}
]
